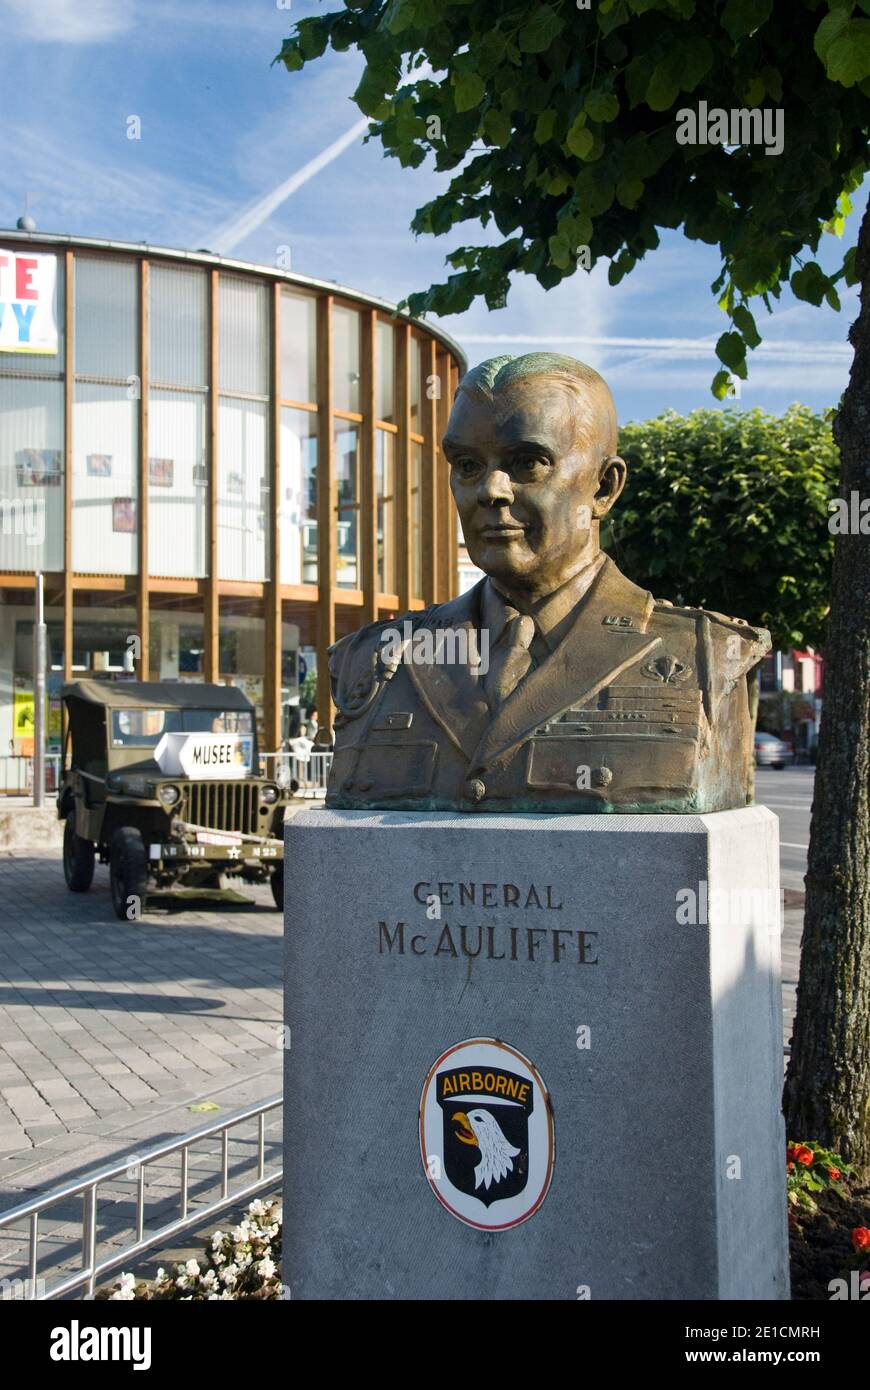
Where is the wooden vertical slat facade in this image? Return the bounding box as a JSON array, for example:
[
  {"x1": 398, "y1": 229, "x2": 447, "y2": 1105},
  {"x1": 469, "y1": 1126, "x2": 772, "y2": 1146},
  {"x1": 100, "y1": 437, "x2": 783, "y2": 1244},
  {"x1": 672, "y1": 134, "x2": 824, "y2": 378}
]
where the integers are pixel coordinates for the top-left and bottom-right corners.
[
  {"x1": 204, "y1": 269, "x2": 220, "y2": 682},
  {"x1": 136, "y1": 259, "x2": 150, "y2": 679},
  {"x1": 395, "y1": 322, "x2": 411, "y2": 612},
  {"x1": 421, "y1": 336, "x2": 438, "y2": 606},
  {"x1": 447, "y1": 361, "x2": 460, "y2": 596},
  {"x1": 264, "y1": 282, "x2": 282, "y2": 751},
  {"x1": 360, "y1": 310, "x2": 377, "y2": 625},
  {"x1": 316, "y1": 295, "x2": 336, "y2": 732},
  {"x1": 62, "y1": 250, "x2": 74, "y2": 685},
  {"x1": 436, "y1": 350, "x2": 453, "y2": 602}
]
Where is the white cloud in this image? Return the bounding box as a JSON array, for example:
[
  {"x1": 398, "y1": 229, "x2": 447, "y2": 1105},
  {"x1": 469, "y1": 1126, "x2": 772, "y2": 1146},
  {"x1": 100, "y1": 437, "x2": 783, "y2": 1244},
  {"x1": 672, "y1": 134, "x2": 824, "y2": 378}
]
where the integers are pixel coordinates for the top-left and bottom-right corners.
[{"x1": 0, "y1": 0, "x2": 135, "y2": 42}]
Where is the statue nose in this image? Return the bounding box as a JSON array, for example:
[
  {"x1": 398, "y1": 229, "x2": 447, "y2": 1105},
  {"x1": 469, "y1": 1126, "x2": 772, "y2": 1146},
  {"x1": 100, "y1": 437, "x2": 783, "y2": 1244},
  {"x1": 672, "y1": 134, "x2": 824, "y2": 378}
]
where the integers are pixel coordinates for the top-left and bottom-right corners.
[{"x1": 477, "y1": 468, "x2": 513, "y2": 503}]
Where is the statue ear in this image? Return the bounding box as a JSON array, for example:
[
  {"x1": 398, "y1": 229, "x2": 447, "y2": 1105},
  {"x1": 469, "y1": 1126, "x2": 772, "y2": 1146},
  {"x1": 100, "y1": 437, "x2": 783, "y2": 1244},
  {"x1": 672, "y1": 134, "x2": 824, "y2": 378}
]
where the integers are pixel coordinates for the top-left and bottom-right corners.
[{"x1": 593, "y1": 455, "x2": 627, "y2": 517}]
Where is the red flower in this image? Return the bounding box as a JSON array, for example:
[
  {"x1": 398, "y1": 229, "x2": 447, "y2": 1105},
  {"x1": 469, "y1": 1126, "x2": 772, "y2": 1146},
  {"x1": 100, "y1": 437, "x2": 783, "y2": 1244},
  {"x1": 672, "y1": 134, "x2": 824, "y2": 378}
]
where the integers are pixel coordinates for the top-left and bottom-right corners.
[
  {"x1": 795, "y1": 1145, "x2": 814, "y2": 1166},
  {"x1": 827, "y1": 1167, "x2": 841, "y2": 1180},
  {"x1": 787, "y1": 1161, "x2": 795, "y2": 1172},
  {"x1": 786, "y1": 1145, "x2": 799, "y2": 1163},
  {"x1": 851, "y1": 1228, "x2": 870, "y2": 1252}
]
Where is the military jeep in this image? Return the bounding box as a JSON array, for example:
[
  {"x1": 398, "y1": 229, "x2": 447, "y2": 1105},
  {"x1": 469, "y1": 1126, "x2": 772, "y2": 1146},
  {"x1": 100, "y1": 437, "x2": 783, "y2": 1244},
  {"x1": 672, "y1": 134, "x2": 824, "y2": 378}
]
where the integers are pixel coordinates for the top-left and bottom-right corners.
[{"x1": 57, "y1": 681, "x2": 288, "y2": 920}]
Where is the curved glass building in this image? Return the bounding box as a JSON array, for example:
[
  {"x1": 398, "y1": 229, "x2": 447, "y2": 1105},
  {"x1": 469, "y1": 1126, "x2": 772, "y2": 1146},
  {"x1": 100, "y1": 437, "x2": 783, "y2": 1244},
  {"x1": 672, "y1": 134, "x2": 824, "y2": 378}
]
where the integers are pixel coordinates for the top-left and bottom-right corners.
[{"x1": 0, "y1": 233, "x2": 466, "y2": 760}]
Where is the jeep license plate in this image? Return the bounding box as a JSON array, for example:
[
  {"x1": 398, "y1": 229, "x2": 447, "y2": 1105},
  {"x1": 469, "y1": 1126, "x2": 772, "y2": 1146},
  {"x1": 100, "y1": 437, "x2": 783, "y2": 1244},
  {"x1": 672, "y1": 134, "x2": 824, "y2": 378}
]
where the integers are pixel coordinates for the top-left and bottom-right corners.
[{"x1": 196, "y1": 831, "x2": 243, "y2": 847}]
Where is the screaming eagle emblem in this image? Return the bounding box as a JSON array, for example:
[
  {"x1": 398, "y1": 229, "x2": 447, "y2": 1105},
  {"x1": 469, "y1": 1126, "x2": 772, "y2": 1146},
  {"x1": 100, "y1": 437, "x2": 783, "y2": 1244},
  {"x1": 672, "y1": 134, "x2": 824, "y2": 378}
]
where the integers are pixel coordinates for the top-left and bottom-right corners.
[{"x1": 419, "y1": 1038, "x2": 554, "y2": 1230}]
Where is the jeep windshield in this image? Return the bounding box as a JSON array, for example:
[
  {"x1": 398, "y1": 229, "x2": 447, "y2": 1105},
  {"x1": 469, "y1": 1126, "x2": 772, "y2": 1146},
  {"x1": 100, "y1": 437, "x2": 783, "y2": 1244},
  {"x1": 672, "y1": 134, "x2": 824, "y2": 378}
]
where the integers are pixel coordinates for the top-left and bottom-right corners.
[{"x1": 110, "y1": 708, "x2": 253, "y2": 748}]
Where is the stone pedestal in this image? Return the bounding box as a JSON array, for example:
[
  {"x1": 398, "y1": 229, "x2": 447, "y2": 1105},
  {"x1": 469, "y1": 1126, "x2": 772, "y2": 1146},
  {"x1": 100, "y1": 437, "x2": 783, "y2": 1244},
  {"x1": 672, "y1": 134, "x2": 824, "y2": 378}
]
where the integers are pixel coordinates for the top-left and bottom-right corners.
[{"x1": 284, "y1": 806, "x2": 789, "y2": 1300}]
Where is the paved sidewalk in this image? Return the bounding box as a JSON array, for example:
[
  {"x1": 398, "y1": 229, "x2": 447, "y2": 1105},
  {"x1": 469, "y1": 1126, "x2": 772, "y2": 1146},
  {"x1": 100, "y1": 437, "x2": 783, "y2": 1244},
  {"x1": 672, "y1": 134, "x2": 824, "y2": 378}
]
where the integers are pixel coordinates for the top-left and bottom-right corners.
[{"x1": 0, "y1": 851, "x2": 282, "y2": 1202}]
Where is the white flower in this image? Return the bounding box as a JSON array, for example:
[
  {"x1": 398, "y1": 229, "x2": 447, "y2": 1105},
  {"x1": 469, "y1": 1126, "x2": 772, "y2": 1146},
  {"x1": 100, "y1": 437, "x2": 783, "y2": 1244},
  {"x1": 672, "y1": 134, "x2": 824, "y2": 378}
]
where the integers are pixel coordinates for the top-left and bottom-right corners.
[
  {"x1": 110, "y1": 1273, "x2": 136, "y2": 1301},
  {"x1": 202, "y1": 1270, "x2": 218, "y2": 1287},
  {"x1": 221, "y1": 1264, "x2": 238, "y2": 1286},
  {"x1": 156, "y1": 1267, "x2": 166, "y2": 1281},
  {"x1": 185, "y1": 1259, "x2": 201, "y2": 1278},
  {"x1": 258, "y1": 1257, "x2": 276, "y2": 1280}
]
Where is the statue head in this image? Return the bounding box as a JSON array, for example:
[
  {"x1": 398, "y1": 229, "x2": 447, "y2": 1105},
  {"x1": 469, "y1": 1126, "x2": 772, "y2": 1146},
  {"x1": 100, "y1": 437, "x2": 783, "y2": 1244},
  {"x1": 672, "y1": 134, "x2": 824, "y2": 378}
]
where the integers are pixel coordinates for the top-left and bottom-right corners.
[{"x1": 442, "y1": 353, "x2": 626, "y2": 599}]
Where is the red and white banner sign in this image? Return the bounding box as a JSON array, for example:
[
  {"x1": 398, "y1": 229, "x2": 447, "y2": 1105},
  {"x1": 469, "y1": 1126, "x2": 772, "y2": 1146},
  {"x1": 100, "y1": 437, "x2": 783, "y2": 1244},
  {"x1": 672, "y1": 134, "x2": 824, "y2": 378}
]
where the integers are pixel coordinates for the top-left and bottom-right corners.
[{"x1": 0, "y1": 249, "x2": 58, "y2": 355}]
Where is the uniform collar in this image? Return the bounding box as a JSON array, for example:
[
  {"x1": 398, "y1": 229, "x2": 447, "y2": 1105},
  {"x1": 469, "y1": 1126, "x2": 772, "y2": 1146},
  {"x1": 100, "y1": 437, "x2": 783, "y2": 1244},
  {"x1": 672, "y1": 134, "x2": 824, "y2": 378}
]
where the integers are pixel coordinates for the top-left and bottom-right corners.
[{"x1": 484, "y1": 554, "x2": 606, "y2": 653}]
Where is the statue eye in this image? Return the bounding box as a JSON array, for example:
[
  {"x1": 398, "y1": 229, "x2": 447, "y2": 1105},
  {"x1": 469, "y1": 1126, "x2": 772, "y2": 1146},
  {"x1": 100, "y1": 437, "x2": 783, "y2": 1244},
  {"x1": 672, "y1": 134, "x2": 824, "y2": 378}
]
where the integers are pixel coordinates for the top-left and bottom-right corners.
[
  {"x1": 513, "y1": 455, "x2": 551, "y2": 480},
  {"x1": 452, "y1": 456, "x2": 481, "y2": 479}
]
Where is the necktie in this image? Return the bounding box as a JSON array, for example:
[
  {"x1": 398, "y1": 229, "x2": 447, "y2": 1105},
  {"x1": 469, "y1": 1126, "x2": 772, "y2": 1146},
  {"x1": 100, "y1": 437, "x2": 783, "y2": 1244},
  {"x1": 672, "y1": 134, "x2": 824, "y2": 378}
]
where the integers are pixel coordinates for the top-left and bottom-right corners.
[{"x1": 484, "y1": 610, "x2": 536, "y2": 711}]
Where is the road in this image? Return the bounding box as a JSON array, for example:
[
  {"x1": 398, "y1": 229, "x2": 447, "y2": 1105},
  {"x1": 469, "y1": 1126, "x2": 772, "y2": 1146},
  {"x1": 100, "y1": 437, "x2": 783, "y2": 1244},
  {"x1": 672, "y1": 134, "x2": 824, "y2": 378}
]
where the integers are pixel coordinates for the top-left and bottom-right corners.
[
  {"x1": 756, "y1": 764, "x2": 813, "y2": 893},
  {"x1": 756, "y1": 764, "x2": 814, "y2": 1057}
]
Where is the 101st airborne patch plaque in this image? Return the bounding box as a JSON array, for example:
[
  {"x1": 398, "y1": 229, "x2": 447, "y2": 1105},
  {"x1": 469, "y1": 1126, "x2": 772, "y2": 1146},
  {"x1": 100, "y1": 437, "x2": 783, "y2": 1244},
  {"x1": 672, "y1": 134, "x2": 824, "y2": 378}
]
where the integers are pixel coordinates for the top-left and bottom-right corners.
[{"x1": 419, "y1": 1038, "x2": 555, "y2": 1231}]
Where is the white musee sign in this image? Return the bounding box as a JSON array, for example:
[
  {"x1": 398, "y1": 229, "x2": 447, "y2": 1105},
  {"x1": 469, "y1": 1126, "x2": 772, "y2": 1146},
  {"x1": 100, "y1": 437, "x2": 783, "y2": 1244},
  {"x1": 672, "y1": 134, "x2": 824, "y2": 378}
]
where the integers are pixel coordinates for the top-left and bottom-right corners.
[{"x1": 154, "y1": 732, "x2": 253, "y2": 780}]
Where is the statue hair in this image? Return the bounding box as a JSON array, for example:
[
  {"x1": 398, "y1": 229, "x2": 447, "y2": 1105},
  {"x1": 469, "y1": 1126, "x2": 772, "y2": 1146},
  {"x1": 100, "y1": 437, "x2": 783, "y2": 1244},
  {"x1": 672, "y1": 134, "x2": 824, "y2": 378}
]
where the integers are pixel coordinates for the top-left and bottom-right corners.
[{"x1": 456, "y1": 353, "x2": 618, "y2": 455}]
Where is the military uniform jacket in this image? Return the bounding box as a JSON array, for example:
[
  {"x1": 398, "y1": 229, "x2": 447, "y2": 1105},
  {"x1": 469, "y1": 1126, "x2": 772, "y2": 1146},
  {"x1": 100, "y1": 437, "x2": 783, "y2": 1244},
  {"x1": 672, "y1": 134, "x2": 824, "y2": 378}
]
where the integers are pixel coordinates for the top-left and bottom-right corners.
[{"x1": 325, "y1": 556, "x2": 770, "y2": 814}]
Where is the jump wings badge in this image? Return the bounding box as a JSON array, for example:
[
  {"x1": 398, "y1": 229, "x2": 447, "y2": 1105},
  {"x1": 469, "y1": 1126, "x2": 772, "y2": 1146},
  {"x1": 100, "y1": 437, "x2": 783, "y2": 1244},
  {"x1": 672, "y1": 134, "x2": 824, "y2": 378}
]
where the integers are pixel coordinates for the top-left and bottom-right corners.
[{"x1": 419, "y1": 1038, "x2": 554, "y2": 1231}]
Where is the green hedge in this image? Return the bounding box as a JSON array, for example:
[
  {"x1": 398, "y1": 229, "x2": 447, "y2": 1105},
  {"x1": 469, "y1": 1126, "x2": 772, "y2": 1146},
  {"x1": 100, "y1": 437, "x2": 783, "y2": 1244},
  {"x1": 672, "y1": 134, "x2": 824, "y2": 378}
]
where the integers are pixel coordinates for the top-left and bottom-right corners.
[{"x1": 608, "y1": 406, "x2": 839, "y2": 650}]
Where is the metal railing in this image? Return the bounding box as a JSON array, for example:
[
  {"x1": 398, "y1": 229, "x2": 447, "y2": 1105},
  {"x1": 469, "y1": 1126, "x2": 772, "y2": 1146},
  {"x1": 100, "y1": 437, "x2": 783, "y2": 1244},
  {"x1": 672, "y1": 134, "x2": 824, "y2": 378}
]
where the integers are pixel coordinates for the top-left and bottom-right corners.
[
  {"x1": 0, "y1": 1095, "x2": 282, "y2": 1300},
  {"x1": 260, "y1": 749, "x2": 332, "y2": 798},
  {"x1": 0, "y1": 754, "x2": 62, "y2": 797}
]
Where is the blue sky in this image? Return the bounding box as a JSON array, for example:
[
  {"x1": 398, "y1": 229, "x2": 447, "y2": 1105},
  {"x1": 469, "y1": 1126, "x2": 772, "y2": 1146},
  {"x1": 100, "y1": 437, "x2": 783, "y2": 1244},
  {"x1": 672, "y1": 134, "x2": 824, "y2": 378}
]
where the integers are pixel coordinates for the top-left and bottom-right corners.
[{"x1": 0, "y1": 0, "x2": 860, "y2": 424}]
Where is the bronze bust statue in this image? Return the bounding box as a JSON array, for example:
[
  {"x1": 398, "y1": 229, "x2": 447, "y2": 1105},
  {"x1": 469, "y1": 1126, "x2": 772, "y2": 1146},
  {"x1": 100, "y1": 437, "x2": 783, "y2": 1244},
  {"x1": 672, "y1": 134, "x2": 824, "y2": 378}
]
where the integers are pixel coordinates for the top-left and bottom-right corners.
[{"x1": 326, "y1": 354, "x2": 770, "y2": 814}]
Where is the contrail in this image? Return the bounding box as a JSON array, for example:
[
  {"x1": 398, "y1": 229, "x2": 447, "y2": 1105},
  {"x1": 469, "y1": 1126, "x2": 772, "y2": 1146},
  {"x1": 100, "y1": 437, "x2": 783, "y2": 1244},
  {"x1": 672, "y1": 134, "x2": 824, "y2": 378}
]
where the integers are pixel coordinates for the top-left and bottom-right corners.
[
  {"x1": 208, "y1": 60, "x2": 434, "y2": 256},
  {"x1": 458, "y1": 333, "x2": 851, "y2": 359},
  {"x1": 209, "y1": 115, "x2": 370, "y2": 255}
]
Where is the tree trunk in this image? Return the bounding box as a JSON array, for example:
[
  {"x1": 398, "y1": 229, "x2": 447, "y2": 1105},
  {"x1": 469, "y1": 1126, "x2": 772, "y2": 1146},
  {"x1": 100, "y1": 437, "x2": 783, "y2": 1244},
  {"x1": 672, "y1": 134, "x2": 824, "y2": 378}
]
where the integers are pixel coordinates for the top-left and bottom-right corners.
[{"x1": 782, "y1": 199, "x2": 870, "y2": 1167}]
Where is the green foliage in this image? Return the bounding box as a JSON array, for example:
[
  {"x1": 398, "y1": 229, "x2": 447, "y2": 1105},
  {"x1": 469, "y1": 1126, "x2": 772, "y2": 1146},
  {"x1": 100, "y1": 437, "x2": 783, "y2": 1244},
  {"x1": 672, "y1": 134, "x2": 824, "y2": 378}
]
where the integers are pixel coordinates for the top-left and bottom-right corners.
[
  {"x1": 786, "y1": 1141, "x2": 852, "y2": 1216},
  {"x1": 609, "y1": 406, "x2": 839, "y2": 648},
  {"x1": 275, "y1": 0, "x2": 869, "y2": 394}
]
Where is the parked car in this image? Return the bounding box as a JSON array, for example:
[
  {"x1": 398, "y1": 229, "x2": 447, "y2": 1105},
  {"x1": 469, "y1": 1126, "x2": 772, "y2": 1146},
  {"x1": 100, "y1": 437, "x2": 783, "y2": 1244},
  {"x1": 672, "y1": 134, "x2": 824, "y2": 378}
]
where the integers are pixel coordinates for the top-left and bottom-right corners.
[
  {"x1": 57, "y1": 680, "x2": 289, "y2": 920},
  {"x1": 754, "y1": 730, "x2": 791, "y2": 770}
]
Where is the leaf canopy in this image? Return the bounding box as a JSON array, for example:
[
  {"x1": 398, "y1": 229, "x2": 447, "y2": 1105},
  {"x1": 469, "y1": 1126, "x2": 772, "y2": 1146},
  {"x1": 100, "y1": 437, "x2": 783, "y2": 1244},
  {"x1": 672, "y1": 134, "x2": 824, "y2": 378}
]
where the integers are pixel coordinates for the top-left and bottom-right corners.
[{"x1": 277, "y1": 0, "x2": 870, "y2": 390}]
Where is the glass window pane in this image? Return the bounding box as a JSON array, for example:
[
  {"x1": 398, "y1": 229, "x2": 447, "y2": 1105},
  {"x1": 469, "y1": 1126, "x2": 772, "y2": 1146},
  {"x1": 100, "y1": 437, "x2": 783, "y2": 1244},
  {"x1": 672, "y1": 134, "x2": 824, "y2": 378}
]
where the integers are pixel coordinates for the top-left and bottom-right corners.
[
  {"x1": 376, "y1": 429, "x2": 395, "y2": 595},
  {"x1": 0, "y1": 376, "x2": 64, "y2": 570},
  {"x1": 72, "y1": 590, "x2": 138, "y2": 677},
  {"x1": 1, "y1": 587, "x2": 65, "y2": 759},
  {"x1": 280, "y1": 292, "x2": 317, "y2": 403},
  {"x1": 72, "y1": 384, "x2": 138, "y2": 574},
  {"x1": 280, "y1": 408, "x2": 317, "y2": 585},
  {"x1": 333, "y1": 306, "x2": 360, "y2": 414},
  {"x1": 150, "y1": 264, "x2": 207, "y2": 388},
  {"x1": 218, "y1": 396, "x2": 269, "y2": 581},
  {"x1": 74, "y1": 255, "x2": 137, "y2": 380},
  {"x1": 376, "y1": 320, "x2": 394, "y2": 423},
  {"x1": 219, "y1": 275, "x2": 267, "y2": 396},
  {"x1": 0, "y1": 249, "x2": 65, "y2": 373},
  {"x1": 150, "y1": 593, "x2": 205, "y2": 681},
  {"x1": 411, "y1": 439, "x2": 422, "y2": 599},
  {"x1": 147, "y1": 389, "x2": 207, "y2": 578},
  {"x1": 409, "y1": 336, "x2": 424, "y2": 434},
  {"x1": 219, "y1": 595, "x2": 266, "y2": 748},
  {"x1": 335, "y1": 424, "x2": 359, "y2": 589}
]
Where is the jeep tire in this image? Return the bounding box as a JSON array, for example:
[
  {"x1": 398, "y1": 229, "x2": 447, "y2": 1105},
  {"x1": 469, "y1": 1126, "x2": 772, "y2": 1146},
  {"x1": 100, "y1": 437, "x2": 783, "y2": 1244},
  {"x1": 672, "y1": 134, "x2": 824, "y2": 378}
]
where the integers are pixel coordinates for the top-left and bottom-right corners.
[
  {"x1": 109, "y1": 827, "x2": 148, "y2": 922},
  {"x1": 63, "y1": 810, "x2": 95, "y2": 892},
  {"x1": 270, "y1": 866, "x2": 284, "y2": 911}
]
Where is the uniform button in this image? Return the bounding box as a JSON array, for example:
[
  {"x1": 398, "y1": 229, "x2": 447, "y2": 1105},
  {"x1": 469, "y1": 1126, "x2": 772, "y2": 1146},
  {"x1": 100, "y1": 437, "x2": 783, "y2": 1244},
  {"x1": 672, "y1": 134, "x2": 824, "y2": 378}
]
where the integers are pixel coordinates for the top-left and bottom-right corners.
[
  {"x1": 466, "y1": 778, "x2": 486, "y2": 803},
  {"x1": 356, "y1": 780, "x2": 372, "y2": 792},
  {"x1": 592, "y1": 766, "x2": 613, "y2": 787}
]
